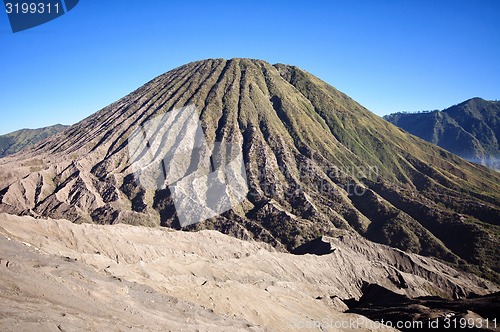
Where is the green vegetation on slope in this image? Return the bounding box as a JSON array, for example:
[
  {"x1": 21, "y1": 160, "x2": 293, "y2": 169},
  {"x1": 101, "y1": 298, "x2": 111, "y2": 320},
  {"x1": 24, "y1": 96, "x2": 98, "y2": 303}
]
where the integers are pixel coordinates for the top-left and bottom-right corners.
[
  {"x1": 384, "y1": 98, "x2": 500, "y2": 170},
  {"x1": 0, "y1": 124, "x2": 68, "y2": 158}
]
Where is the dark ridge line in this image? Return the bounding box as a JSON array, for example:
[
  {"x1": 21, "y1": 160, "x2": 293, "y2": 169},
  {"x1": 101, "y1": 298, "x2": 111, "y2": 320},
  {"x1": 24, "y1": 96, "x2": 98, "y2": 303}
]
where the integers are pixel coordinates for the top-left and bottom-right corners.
[
  {"x1": 54, "y1": 86, "x2": 156, "y2": 154},
  {"x1": 95, "y1": 61, "x2": 206, "y2": 164},
  {"x1": 236, "y1": 59, "x2": 246, "y2": 136},
  {"x1": 214, "y1": 59, "x2": 239, "y2": 143},
  {"x1": 284, "y1": 68, "x2": 383, "y2": 174},
  {"x1": 200, "y1": 60, "x2": 243, "y2": 196},
  {"x1": 365, "y1": 181, "x2": 480, "y2": 264},
  {"x1": 151, "y1": 103, "x2": 200, "y2": 181},
  {"x1": 34, "y1": 163, "x2": 81, "y2": 209},
  {"x1": 101, "y1": 62, "x2": 206, "y2": 158},
  {"x1": 260, "y1": 64, "x2": 333, "y2": 188},
  {"x1": 34, "y1": 169, "x2": 80, "y2": 209},
  {"x1": 85, "y1": 62, "x2": 198, "y2": 157},
  {"x1": 256, "y1": 118, "x2": 302, "y2": 195},
  {"x1": 183, "y1": 59, "x2": 223, "y2": 109},
  {"x1": 33, "y1": 173, "x2": 43, "y2": 206},
  {"x1": 236, "y1": 63, "x2": 261, "y2": 192},
  {"x1": 198, "y1": 59, "x2": 231, "y2": 122},
  {"x1": 259, "y1": 64, "x2": 307, "y2": 158}
]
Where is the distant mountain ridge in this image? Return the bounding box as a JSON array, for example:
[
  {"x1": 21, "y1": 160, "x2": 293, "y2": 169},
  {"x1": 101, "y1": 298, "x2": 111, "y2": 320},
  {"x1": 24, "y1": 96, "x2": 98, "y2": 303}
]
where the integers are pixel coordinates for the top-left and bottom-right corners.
[
  {"x1": 0, "y1": 124, "x2": 69, "y2": 158},
  {"x1": 384, "y1": 98, "x2": 500, "y2": 170}
]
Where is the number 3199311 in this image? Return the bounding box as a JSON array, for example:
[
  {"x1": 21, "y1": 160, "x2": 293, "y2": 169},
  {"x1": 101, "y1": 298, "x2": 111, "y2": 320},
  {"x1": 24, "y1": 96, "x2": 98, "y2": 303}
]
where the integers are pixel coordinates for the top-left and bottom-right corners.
[{"x1": 5, "y1": 2, "x2": 60, "y2": 14}]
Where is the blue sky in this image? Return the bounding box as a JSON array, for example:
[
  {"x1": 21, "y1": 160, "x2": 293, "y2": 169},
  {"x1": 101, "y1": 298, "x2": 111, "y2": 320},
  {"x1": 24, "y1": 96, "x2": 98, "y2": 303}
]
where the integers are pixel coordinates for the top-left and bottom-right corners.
[{"x1": 1, "y1": 0, "x2": 499, "y2": 134}]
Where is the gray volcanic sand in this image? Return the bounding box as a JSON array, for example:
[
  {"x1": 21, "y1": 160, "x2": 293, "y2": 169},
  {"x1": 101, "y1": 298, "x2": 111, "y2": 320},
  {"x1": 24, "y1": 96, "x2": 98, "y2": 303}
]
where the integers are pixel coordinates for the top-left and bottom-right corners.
[{"x1": 1, "y1": 214, "x2": 496, "y2": 331}]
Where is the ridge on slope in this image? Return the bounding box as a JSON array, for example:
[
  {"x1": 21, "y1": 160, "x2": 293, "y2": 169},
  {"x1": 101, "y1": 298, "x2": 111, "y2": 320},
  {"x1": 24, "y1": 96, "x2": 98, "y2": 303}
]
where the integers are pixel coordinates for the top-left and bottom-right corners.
[
  {"x1": 0, "y1": 58, "x2": 499, "y2": 282},
  {"x1": 384, "y1": 98, "x2": 500, "y2": 170}
]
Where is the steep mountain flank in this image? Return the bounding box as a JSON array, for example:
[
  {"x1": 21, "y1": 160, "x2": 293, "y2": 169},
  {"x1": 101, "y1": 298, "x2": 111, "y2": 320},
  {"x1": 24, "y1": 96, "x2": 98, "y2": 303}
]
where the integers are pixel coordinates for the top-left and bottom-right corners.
[
  {"x1": 0, "y1": 124, "x2": 68, "y2": 158},
  {"x1": 0, "y1": 59, "x2": 499, "y2": 281}
]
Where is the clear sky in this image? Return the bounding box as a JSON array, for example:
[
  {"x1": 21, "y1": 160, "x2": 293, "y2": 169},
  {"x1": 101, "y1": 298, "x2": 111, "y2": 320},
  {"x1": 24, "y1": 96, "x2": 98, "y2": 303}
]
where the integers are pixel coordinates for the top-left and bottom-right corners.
[{"x1": 1, "y1": 0, "x2": 499, "y2": 134}]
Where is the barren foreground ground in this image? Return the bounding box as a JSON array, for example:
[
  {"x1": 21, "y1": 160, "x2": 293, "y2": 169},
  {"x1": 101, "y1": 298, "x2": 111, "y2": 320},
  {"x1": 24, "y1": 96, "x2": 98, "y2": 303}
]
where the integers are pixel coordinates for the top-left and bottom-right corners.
[{"x1": 0, "y1": 214, "x2": 497, "y2": 331}]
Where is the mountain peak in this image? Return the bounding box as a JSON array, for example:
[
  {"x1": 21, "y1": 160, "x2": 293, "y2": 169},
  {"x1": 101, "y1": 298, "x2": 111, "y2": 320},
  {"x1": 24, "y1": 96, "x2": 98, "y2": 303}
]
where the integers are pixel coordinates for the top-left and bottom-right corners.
[
  {"x1": 465, "y1": 97, "x2": 485, "y2": 102},
  {"x1": 445, "y1": 96, "x2": 500, "y2": 118},
  {"x1": 1, "y1": 60, "x2": 500, "y2": 281},
  {"x1": 456, "y1": 97, "x2": 486, "y2": 109}
]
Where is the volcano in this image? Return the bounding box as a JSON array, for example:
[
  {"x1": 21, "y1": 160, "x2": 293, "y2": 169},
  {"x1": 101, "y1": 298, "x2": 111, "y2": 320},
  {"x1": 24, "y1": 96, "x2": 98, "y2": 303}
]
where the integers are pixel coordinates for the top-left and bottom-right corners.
[{"x1": 1, "y1": 58, "x2": 499, "y2": 282}]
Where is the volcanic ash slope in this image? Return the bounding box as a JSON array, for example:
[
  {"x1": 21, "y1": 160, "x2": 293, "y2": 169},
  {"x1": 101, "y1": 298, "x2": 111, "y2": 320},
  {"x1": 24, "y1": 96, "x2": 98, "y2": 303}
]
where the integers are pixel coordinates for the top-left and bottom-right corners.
[{"x1": 0, "y1": 214, "x2": 497, "y2": 331}]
